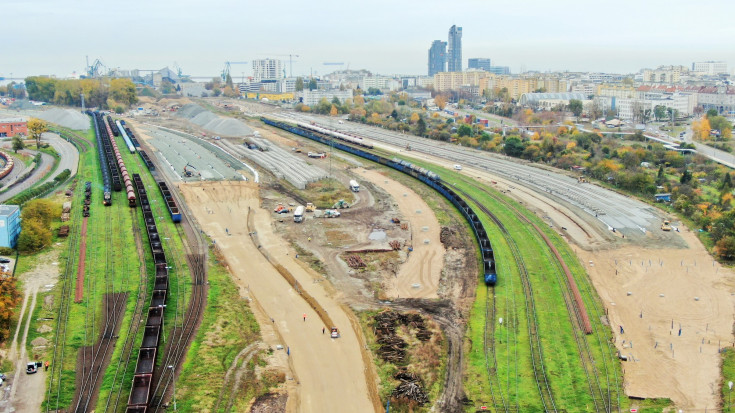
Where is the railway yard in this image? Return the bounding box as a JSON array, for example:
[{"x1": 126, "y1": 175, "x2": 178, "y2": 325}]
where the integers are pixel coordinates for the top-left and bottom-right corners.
[{"x1": 0, "y1": 99, "x2": 732, "y2": 413}]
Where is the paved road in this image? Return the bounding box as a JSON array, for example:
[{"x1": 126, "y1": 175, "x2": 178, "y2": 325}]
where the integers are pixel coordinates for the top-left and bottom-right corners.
[
  {"x1": 39, "y1": 132, "x2": 79, "y2": 184},
  {"x1": 0, "y1": 152, "x2": 54, "y2": 203}
]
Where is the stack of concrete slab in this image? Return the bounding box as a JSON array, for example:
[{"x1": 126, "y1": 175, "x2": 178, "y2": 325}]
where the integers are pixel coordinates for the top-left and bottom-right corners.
[{"x1": 219, "y1": 139, "x2": 327, "y2": 189}]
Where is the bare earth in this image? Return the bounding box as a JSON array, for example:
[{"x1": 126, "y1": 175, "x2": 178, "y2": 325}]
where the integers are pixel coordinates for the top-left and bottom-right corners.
[
  {"x1": 574, "y1": 226, "x2": 735, "y2": 410},
  {"x1": 356, "y1": 168, "x2": 444, "y2": 299},
  {"x1": 2, "y1": 251, "x2": 60, "y2": 413},
  {"x1": 179, "y1": 181, "x2": 377, "y2": 413}
]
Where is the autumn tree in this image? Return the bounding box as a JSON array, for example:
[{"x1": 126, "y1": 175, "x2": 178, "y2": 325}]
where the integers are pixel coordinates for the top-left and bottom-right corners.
[
  {"x1": 17, "y1": 219, "x2": 52, "y2": 254},
  {"x1": 692, "y1": 116, "x2": 712, "y2": 140},
  {"x1": 434, "y1": 94, "x2": 447, "y2": 110},
  {"x1": 330, "y1": 105, "x2": 338, "y2": 117},
  {"x1": 0, "y1": 275, "x2": 21, "y2": 341},
  {"x1": 27, "y1": 118, "x2": 48, "y2": 149},
  {"x1": 715, "y1": 236, "x2": 735, "y2": 260},
  {"x1": 22, "y1": 199, "x2": 59, "y2": 228}
]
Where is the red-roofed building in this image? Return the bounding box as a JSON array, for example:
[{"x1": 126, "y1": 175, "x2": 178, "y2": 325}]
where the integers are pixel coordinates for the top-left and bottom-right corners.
[{"x1": 0, "y1": 119, "x2": 27, "y2": 137}]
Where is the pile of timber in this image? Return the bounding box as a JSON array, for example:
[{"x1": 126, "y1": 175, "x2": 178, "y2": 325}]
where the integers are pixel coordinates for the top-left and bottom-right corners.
[
  {"x1": 58, "y1": 225, "x2": 70, "y2": 237},
  {"x1": 391, "y1": 370, "x2": 429, "y2": 406},
  {"x1": 345, "y1": 255, "x2": 366, "y2": 268},
  {"x1": 389, "y1": 240, "x2": 402, "y2": 250}
]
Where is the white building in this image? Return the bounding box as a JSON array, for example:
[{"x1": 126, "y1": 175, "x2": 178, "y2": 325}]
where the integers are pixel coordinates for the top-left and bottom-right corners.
[
  {"x1": 692, "y1": 61, "x2": 728, "y2": 76},
  {"x1": 297, "y1": 90, "x2": 353, "y2": 106},
  {"x1": 616, "y1": 93, "x2": 695, "y2": 120},
  {"x1": 359, "y1": 76, "x2": 400, "y2": 91},
  {"x1": 252, "y1": 59, "x2": 284, "y2": 81}
]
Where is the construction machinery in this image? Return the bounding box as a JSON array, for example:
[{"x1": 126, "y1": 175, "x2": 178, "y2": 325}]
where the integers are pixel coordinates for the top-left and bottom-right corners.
[
  {"x1": 274, "y1": 203, "x2": 292, "y2": 214},
  {"x1": 324, "y1": 209, "x2": 341, "y2": 218},
  {"x1": 305, "y1": 203, "x2": 315, "y2": 212},
  {"x1": 661, "y1": 220, "x2": 672, "y2": 231},
  {"x1": 221, "y1": 61, "x2": 249, "y2": 83},
  {"x1": 183, "y1": 163, "x2": 200, "y2": 178},
  {"x1": 332, "y1": 199, "x2": 350, "y2": 209}
]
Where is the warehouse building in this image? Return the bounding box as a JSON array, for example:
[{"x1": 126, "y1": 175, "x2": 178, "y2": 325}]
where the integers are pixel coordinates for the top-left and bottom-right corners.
[{"x1": 0, "y1": 119, "x2": 27, "y2": 138}]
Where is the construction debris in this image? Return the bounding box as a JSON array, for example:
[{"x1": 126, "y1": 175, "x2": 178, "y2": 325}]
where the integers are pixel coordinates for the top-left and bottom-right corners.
[
  {"x1": 391, "y1": 370, "x2": 429, "y2": 406},
  {"x1": 58, "y1": 225, "x2": 70, "y2": 237},
  {"x1": 389, "y1": 240, "x2": 402, "y2": 250},
  {"x1": 345, "y1": 255, "x2": 366, "y2": 268}
]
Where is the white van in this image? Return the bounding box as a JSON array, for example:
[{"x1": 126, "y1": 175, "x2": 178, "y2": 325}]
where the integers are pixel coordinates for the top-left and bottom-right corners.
[
  {"x1": 293, "y1": 206, "x2": 305, "y2": 223},
  {"x1": 454, "y1": 164, "x2": 462, "y2": 171}
]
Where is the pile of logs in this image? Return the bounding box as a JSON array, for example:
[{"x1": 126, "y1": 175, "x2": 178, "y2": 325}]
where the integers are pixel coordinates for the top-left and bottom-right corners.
[
  {"x1": 373, "y1": 311, "x2": 433, "y2": 364},
  {"x1": 401, "y1": 223, "x2": 408, "y2": 230},
  {"x1": 389, "y1": 240, "x2": 401, "y2": 250},
  {"x1": 391, "y1": 370, "x2": 429, "y2": 406},
  {"x1": 345, "y1": 255, "x2": 366, "y2": 268}
]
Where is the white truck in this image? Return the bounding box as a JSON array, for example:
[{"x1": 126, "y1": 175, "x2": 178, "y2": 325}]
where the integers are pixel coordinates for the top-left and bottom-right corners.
[
  {"x1": 349, "y1": 180, "x2": 360, "y2": 192},
  {"x1": 293, "y1": 205, "x2": 305, "y2": 223}
]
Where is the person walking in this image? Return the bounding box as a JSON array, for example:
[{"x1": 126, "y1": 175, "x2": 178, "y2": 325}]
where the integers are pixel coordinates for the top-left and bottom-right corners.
[
  {"x1": 44, "y1": 361, "x2": 49, "y2": 371},
  {"x1": 322, "y1": 327, "x2": 325, "y2": 334},
  {"x1": 303, "y1": 313, "x2": 307, "y2": 322},
  {"x1": 619, "y1": 325, "x2": 624, "y2": 334}
]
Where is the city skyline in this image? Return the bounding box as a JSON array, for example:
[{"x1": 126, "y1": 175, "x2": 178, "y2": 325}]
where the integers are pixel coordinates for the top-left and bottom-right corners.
[{"x1": 4, "y1": 0, "x2": 735, "y2": 78}]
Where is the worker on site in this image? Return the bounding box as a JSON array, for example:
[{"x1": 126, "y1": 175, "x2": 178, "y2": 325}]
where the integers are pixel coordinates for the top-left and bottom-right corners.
[
  {"x1": 303, "y1": 313, "x2": 307, "y2": 322},
  {"x1": 45, "y1": 361, "x2": 49, "y2": 371},
  {"x1": 308, "y1": 237, "x2": 312, "y2": 242}
]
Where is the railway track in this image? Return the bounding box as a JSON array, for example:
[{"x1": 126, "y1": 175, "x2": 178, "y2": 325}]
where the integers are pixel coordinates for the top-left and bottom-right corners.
[
  {"x1": 103, "y1": 206, "x2": 150, "y2": 412},
  {"x1": 73, "y1": 182, "x2": 129, "y2": 413},
  {"x1": 453, "y1": 187, "x2": 557, "y2": 412},
  {"x1": 472, "y1": 184, "x2": 620, "y2": 412},
  {"x1": 483, "y1": 285, "x2": 509, "y2": 412},
  {"x1": 46, "y1": 185, "x2": 83, "y2": 411}
]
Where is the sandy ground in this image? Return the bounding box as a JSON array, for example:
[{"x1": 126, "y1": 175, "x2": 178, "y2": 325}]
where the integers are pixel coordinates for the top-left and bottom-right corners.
[
  {"x1": 356, "y1": 168, "x2": 444, "y2": 299},
  {"x1": 574, "y1": 226, "x2": 735, "y2": 410},
  {"x1": 179, "y1": 181, "x2": 377, "y2": 413},
  {"x1": 1, "y1": 251, "x2": 59, "y2": 413}
]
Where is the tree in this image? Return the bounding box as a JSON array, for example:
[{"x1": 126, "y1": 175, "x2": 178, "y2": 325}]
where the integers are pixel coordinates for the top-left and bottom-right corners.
[
  {"x1": 457, "y1": 124, "x2": 473, "y2": 137},
  {"x1": 707, "y1": 108, "x2": 719, "y2": 118},
  {"x1": 330, "y1": 105, "x2": 338, "y2": 117},
  {"x1": 11, "y1": 136, "x2": 24, "y2": 153},
  {"x1": 27, "y1": 118, "x2": 48, "y2": 149},
  {"x1": 503, "y1": 137, "x2": 525, "y2": 157},
  {"x1": 416, "y1": 117, "x2": 426, "y2": 136},
  {"x1": 109, "y1": 78, "x2": 138, "y2": 106},
  {"x1": 0, "y1": 275, "x2": 21, "y2": 341},
  {"x1": 391, "y1": 109, "x2": 399, "y2": 120},
  {"x1": 17, "y1": 218, "x2": 52, "y2": 254},
  {"x1": 295, "y1": 77, "x2": 304, "y2": 92},
  {"x1": 721, "y1": 172, "x2": 732, "y2": 191},
  {"x1": 654, "y1": 105, "x2": 667, "y2": 122},
  {"x1": 22, "y1": 199, "x2": 59, "y2": 227},
  {"x1": 409, "y1": 112, "x2": 420, "y2": 124},
  {"x1": 225, "y1": 74, "x2": 234, "y2": 89},
  {"x1": 715, "y1": 235, "x2": 735, "y2": 260},
  {"x1": 656, "y1": 165, "x2": 665, "y2": 185},
  {"x1": 308, "y1": 78, "x2": 317, "y2": 91},
  {"x1": 568, "y1": 99, "x2": 583, "y2": 118},
  {"x1": 680, "y1": 167, "x2": 692, "y2": 184},
  {"x1": 434, "y1": 94, "x2": 447, "y2": 110}
]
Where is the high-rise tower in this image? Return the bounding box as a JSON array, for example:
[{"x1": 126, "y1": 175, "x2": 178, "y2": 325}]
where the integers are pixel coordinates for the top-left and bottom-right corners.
[
  {"x1": 428, "y1": 40, "x2": 447, "y2": 76},
  {"x1": 447, "y1": 25, "x2": 463, "y2": 72}
]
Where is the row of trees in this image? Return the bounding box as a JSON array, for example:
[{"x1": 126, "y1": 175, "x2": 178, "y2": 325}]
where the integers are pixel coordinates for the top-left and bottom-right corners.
[
  {"x1": 25, "y1": 77, "x2": 138, "y2": 110},
  {"x1": 17, "y1": 199, "x2": 59, "y2": 254}
]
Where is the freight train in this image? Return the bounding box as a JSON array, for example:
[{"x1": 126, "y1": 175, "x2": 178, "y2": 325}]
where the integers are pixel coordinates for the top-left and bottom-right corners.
[
  {"x1": 0, "y1": 150, "x2": 15, "y2": 180},
  {"x1": 127, "y1": 173, "x2": 170, "y2": 412},
  {"x1": 88, "y1": 112, "x2": 112, "y2": 205},
  {"x1": 261, "y1": 117, "x2": 497, "y2": 285},
  {"x1": 103, "y1": 116, "x2": 136, "y2": 206}
]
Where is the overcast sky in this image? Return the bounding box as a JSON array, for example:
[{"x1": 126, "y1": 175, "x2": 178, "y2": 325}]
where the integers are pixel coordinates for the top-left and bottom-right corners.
[{"x1": 4, "y1": 0, "x2": 735, "y2": 79}]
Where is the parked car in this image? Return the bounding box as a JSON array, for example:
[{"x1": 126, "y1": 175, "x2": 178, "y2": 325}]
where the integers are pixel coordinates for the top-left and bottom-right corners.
[
  {"x1": 26, "y1": 362, "x2": 41, "y2": 374},
  {"x1": 331, "y1": 327, "x2": 340, "y2": 338},
  {"x1": 0, "y1": 258, "x2": 10, "y2": 264}
]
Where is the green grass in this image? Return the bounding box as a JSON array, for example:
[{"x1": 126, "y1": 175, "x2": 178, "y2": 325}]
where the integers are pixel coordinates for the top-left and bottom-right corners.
[
  {"x1": 34, "y1": 116, "x2": 192, "y2": 411},
  {"x1": 174, "y1": 242, "x2": 264, "y2": 412},
  {"x1": 722, "y1": 348, "x2": 735, "y2": 412}
]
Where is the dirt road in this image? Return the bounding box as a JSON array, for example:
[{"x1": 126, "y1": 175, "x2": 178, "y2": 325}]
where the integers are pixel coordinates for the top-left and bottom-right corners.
[
  {"x1": 1, "y1": 252, "x2": 59, "y2": 413},
  {"x1": 357, "y1": 168, "x2": 444, "y2": 298},
  {"x1": 179, "y1": 181, "x2": 377, "y2": 413}
]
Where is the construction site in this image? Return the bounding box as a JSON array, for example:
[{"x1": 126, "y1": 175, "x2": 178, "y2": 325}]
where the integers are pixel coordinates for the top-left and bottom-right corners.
[{"x1": 0, "y1": 94, "x2": 733, "y2": 413}]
